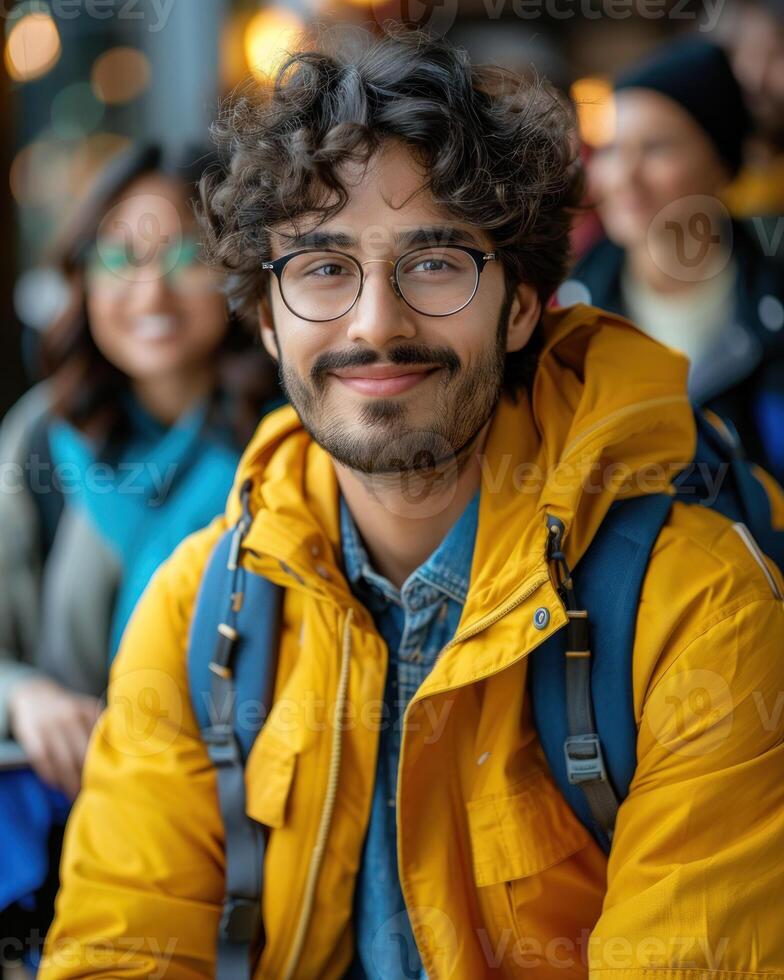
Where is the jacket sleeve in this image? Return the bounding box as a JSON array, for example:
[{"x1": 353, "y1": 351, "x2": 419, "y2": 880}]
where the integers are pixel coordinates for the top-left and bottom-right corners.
[
  {"x1": 588, "y1": 541, "x2": 784, "y2": 976},
  {"x1": 39, "y1": 520, "x2": 228, "y2": 980}
]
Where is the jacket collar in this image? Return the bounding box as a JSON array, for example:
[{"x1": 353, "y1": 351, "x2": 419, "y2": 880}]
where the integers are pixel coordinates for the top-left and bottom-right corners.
[{"x1": 231, "y1": 306, "x2": 696, "y2": 649}]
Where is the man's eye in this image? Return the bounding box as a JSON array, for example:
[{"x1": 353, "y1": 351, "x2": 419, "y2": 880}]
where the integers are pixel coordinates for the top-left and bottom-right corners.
[
  {"x1": 313, "y1": 263, "x2": 347, "y2": 277},
  {"x1": 413, "y1": 259, "x2": 449, "y2": 273}
]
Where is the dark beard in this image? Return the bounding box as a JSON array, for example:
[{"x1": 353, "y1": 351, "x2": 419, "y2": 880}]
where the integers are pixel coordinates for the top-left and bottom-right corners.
[{"x1": 278, "y1": 293, "x2": 512, "y2": 475}]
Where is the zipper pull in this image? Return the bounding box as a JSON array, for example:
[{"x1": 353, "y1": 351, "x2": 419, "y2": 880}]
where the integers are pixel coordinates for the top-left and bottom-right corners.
[
  {"x1": 546, "y1": 514, "x2": 566, "y2": 563},
  {"x1": 544, "y1": 514, "x2": 591, "y2": 656},
  {"x1": 545, "y1": 513, "x2": 576, "y2": 610}
]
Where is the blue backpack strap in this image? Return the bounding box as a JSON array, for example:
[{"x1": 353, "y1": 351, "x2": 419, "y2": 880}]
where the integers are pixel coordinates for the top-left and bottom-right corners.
[
  {"x1": 187, "y1": 479, "x2": 283, "y2": 978},
  {"x1": 531, "y1": 405, "x2": 784, "y2": 854},
  {"x1": 530, "y1": 493, "x2": 673, "y2": 853},
  {"x1": 677, "y1": 410, "x2": 784, "y2": 570}
]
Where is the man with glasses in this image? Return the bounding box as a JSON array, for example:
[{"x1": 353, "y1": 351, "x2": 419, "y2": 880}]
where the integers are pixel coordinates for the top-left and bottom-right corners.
[{"x1": 41, "y1": 28, "x2": 784, "y2": 980}]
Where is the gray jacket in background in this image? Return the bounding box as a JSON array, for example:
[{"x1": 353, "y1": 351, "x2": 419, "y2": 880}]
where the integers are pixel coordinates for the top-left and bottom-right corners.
[{"x1": 0, "y1": 383, "x2": 120, "y2": 738}]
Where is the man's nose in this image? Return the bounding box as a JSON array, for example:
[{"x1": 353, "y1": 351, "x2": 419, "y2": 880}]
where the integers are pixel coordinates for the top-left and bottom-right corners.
[{"x1": 345, "y1": 260, "x2": 417, "y2": 347}]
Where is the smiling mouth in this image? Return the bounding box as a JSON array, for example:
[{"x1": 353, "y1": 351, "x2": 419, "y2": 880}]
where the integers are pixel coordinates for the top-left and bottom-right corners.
[
  {"x1": 330, "y1": 365, "x2": 440, "y2": 397},
  {"x1": 129, "y1": 314, "x2": 180, "y2": 341}
]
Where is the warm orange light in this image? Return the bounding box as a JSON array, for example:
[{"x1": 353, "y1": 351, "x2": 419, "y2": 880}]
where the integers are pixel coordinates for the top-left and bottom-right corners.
[
  {"x1": 4, "y1": 11, "x2": 61, "y2": 82},
  {"x1": 570, "y1": 76, "x2": 616, "y2": 149},
  {"x1": 243, "y1": 8, "x2": 305, "y2": 81},
  {"x1": 91, "y1": 47, "x2": 151, "y2": 105}
]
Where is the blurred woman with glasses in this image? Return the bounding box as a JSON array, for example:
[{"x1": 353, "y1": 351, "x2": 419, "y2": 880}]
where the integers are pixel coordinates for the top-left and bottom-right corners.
[{"x1": 0, "y1": 143, "x2": 279, "y2": 966}]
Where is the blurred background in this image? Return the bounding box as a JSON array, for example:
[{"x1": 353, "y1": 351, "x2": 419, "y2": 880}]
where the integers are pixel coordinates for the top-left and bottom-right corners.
[
  {"x1": 0, "y1": 4, "x2": 782, "y2": 974},
  {"x1": 1, "y1": 0, "x2": 782, "y2": 415}
]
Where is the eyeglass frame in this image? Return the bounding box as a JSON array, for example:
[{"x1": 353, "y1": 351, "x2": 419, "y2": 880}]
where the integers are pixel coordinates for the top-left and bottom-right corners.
[{"x1": 261, "y1": 244, "x2": 498, "y2": 322}]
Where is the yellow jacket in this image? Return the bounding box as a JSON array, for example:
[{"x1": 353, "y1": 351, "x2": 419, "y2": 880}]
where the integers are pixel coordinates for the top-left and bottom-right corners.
[{"x1": 41, "y1": 305, "x2": 784, "y2": 979}]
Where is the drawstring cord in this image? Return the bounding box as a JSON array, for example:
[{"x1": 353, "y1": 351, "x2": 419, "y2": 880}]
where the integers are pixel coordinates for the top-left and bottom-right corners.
[{"x1": 281, "y1": 608, "x2": 354, "y2": 980}]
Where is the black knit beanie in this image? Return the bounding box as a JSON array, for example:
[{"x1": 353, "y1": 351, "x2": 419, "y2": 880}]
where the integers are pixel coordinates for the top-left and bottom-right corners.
[{"x1": 615, "y1": 37, "x2": 751, "y2": 176}]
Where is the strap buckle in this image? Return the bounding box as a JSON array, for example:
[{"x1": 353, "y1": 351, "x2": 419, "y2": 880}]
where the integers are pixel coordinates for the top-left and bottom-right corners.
[
  {"x1": 564, "y1": 733, "x2": 608, "y2": 785},
  {"x1": 203, "y1": 725, "x2": 240, "y2": 767},
  {"x1": 219, "y1": 896, "x2": 261, "y2": 944}
]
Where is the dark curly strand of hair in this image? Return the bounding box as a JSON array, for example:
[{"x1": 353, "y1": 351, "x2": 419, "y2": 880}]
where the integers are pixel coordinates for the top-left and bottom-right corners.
[{"x1": 198, "y1": 27, "x2": 583, "y2": 394}]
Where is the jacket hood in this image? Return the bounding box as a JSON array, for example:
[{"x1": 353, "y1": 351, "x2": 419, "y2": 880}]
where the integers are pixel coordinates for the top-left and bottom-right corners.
[{"x1": 228, "y1": 304, "x2": 696, "y2": 627}]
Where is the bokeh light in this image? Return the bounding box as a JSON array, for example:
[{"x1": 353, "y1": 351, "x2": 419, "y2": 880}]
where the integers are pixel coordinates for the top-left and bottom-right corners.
[
  {"x1": 11, "y1": 133, "x2": 130, "y2": 209},
  {"x1": 91, "y1": 47, "x2": 152, "y2": 105},
  {"x1": 571, "y1": 76, "x2": 616, "y2": 148},
  {"x1": 51, "y1": 82, "x2": 105, "y2": 139},
  {"x1": 243, "y1": 8, "x2": 305, "y2": 81},
  {"x1": 4, "y1": 10, "x2": 61, "y2": 82}
]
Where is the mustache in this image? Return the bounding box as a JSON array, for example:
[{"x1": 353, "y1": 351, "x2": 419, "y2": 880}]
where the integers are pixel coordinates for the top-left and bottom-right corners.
[{"x1": 311, "y1": 344, "x2": 461, "y2": 382}]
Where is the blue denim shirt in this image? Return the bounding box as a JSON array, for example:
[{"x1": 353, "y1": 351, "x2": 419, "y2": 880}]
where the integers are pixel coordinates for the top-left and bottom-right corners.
[{"x1": 341, "y1": 492, "x2": 479, "y2": 980}]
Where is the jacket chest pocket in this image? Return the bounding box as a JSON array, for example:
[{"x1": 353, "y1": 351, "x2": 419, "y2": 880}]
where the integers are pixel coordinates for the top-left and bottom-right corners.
[
  {"x1": 245, "y1": 727, "x2": 297, "y2": 829},
  {"x1": 466, "y1": 769, "x2": 589, "y2": 886},
  {"x1": 466, "y1": 769, "x2": 599, "y2": 975}
]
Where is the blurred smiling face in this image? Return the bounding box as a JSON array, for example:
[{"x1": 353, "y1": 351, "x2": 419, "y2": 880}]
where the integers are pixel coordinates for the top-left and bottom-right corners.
[
  {"x1": 259, "y1": 141, "x2": 538, "y2": 474},
  {"x1": 588, "y1": 89, "x2": 730, "y2": 248},
  {"x1": 85, "y1": 173, "x2": 228, "y2": 382}
]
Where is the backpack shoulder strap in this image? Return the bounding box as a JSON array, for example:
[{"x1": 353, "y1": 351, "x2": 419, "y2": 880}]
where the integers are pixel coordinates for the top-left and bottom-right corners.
[
  {"x1": 679, "y1": 409, "x2": 784, "y2": 570},
  {"x1": 529, "y1": 493, "x2": 673, "y2": 853},
  {"x1": 187, "y1": 480, "x2": 283, "y2": 979}
]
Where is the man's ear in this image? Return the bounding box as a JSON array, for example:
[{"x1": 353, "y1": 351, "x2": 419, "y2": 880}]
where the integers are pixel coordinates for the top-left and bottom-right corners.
[
  {"x1": 258, "y1": 293, "x2": 278, "y2": 362},
  {"x1": 506, "y1": 281, "x2": 541, "y2": 353}
]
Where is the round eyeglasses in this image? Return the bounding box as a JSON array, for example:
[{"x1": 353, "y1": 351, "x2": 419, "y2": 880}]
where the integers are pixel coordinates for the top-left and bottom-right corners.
[{"x1": 261, "y1": 245, "x2": 498, "y2": 322}]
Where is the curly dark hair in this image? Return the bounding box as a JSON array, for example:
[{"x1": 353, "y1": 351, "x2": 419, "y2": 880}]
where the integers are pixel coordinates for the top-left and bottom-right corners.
[{"x1": 198, "y1": 27, "x2": 583, "y2": 393}]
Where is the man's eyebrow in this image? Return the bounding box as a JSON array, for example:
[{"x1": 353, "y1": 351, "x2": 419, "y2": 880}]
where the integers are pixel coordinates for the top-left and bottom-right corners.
[{"x1": 282, "y1": 225, "x2": 484, "y2": 252}]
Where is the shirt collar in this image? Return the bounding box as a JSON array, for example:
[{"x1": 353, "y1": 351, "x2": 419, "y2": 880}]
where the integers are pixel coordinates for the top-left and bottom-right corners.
[{"x1": 340, "y1": 491, "x2": 479, "y2": 607}]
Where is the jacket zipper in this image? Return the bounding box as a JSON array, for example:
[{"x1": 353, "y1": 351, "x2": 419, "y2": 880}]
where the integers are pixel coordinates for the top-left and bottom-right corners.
[{"x1": 279, "y1": 609, "x2": 354, "y2": 980}]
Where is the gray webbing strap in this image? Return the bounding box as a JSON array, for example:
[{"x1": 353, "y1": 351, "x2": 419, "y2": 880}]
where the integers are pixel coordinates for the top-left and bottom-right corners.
[
  {"x1": 547, "y1": 515, "x2": 621, "y2": 846},
  {"x1": 203, "y1": 694, "x2": 264, "y2": 978},
  {"x1": 564, "y1": 645, "x2": 620, "y2": 845},
  {"x1": 203, "y1": 482, "x2": 264, "y2": 979}
]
